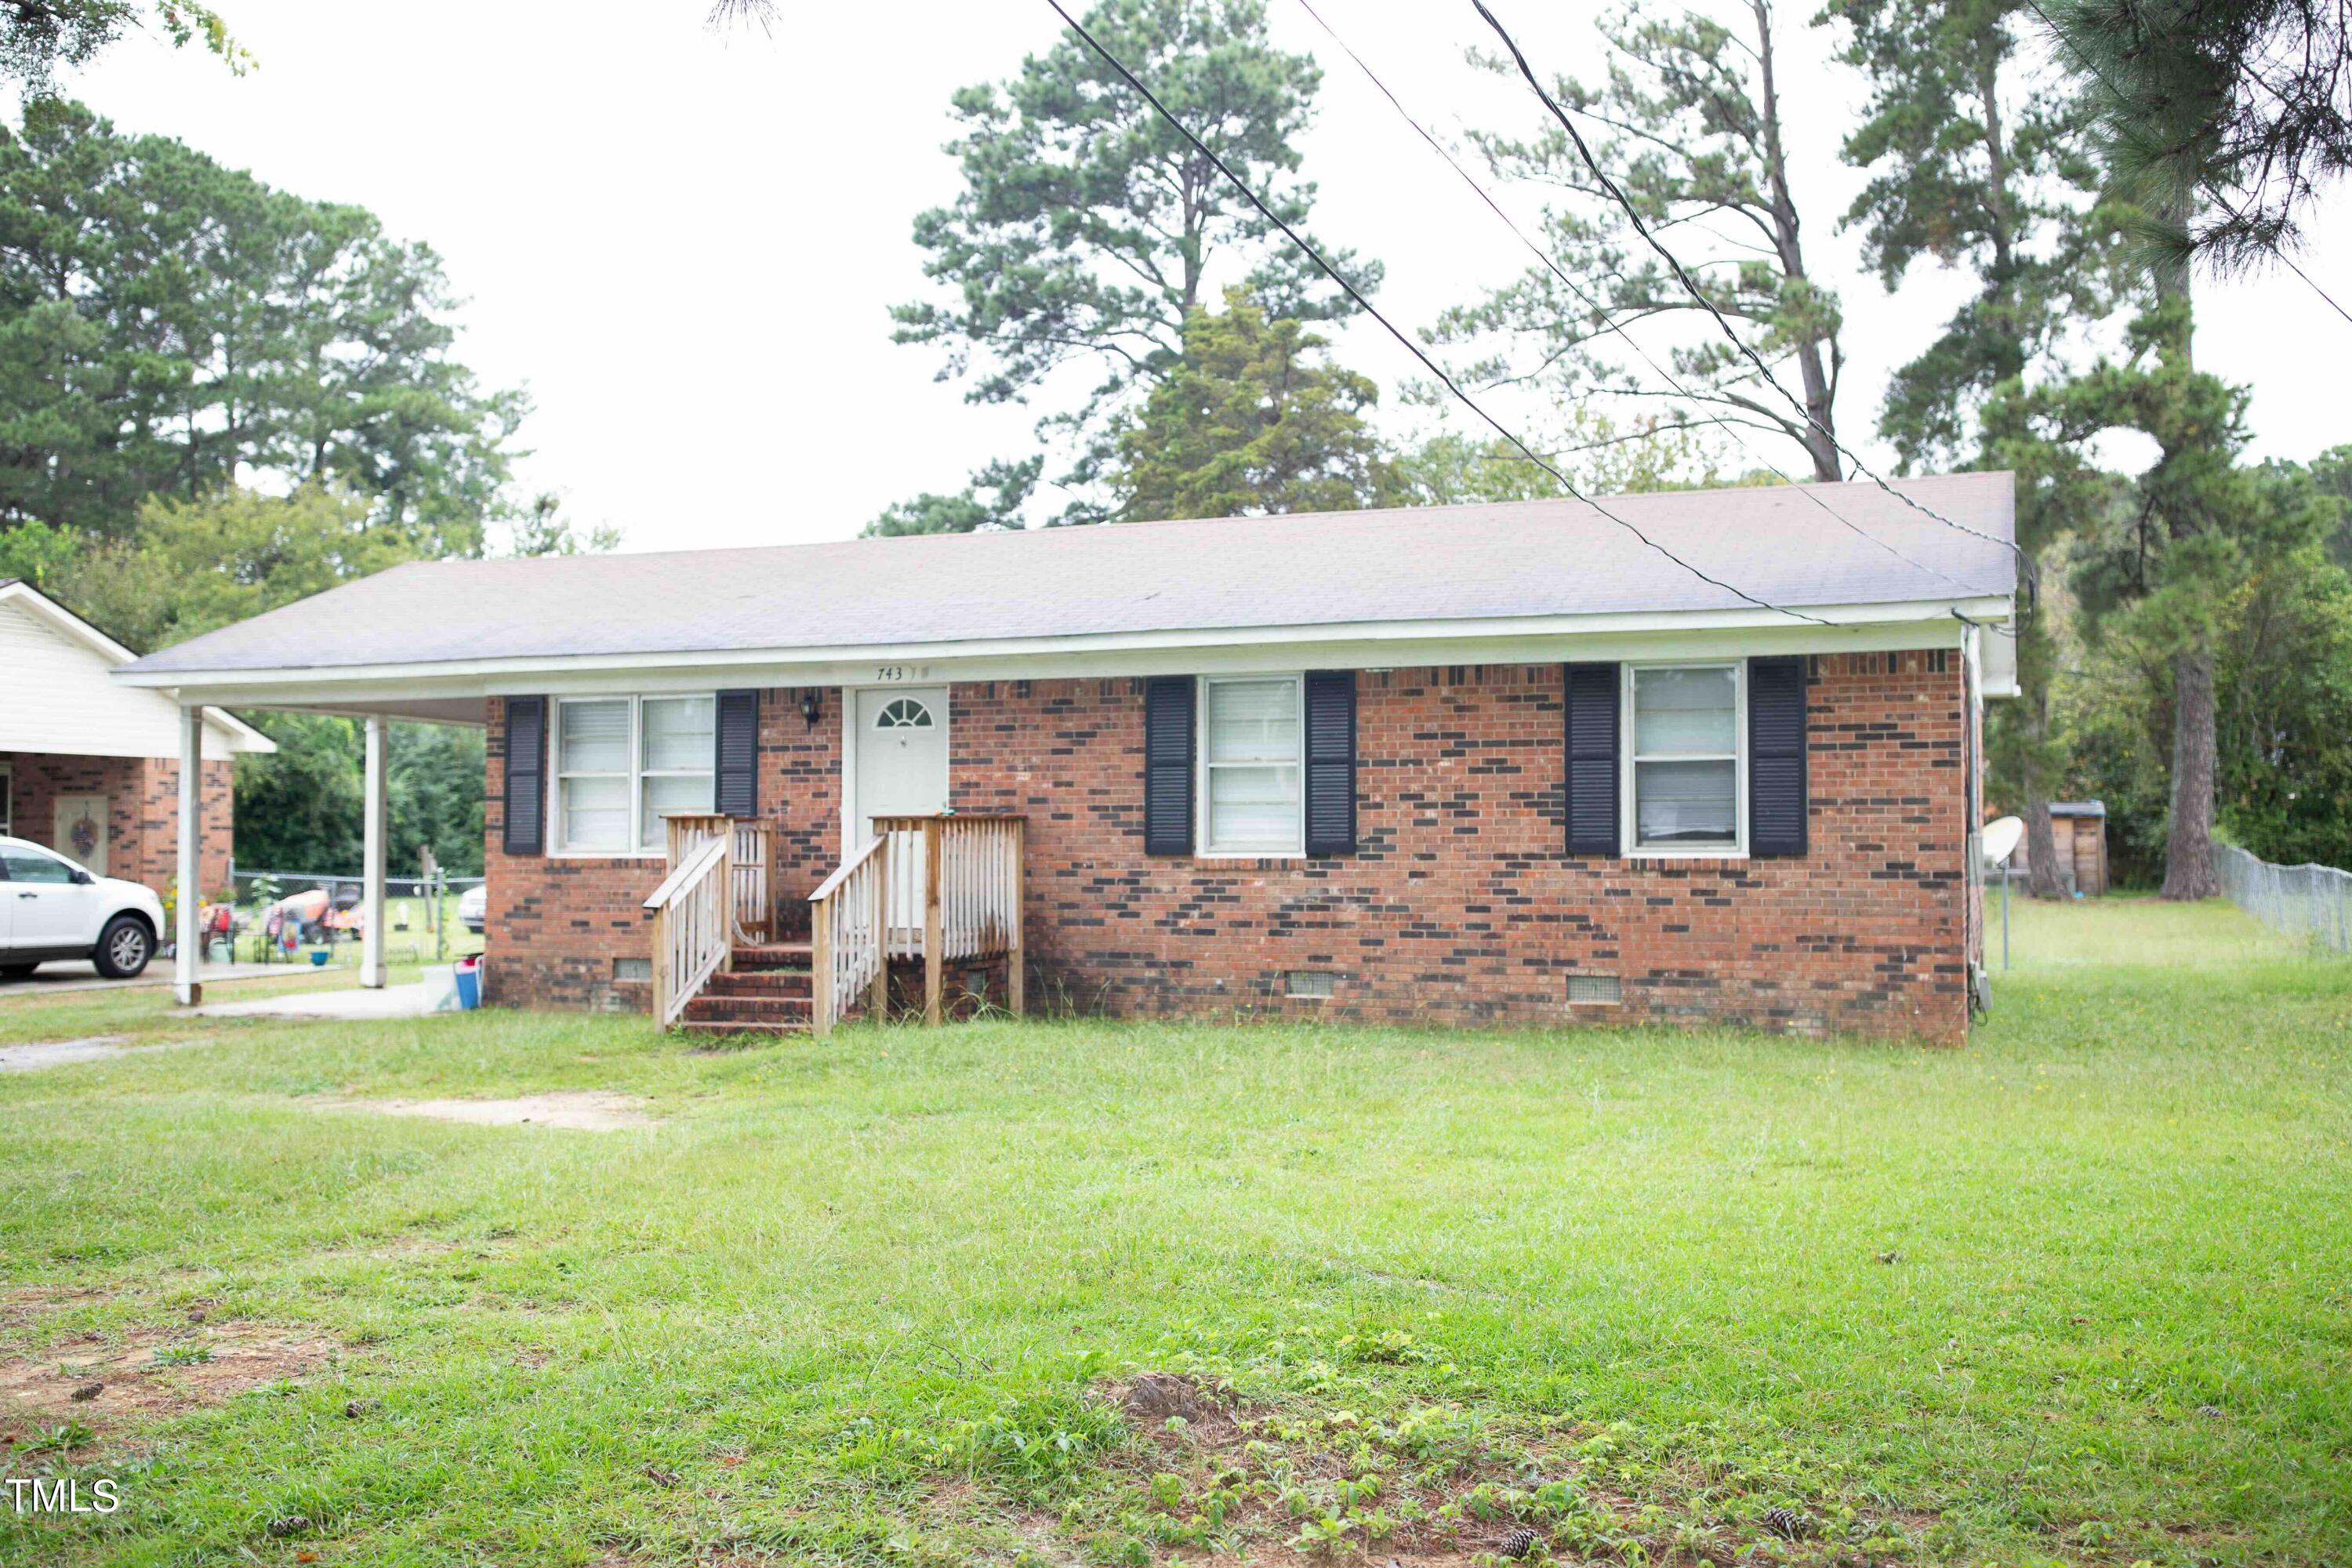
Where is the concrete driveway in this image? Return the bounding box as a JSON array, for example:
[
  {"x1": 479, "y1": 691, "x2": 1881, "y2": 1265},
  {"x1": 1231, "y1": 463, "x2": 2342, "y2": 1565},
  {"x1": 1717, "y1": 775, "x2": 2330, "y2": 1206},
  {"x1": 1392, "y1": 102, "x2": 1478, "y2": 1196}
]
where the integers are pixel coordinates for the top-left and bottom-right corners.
[{"x1": 0, "y1": 959, "x2": 286, "y2": 996}]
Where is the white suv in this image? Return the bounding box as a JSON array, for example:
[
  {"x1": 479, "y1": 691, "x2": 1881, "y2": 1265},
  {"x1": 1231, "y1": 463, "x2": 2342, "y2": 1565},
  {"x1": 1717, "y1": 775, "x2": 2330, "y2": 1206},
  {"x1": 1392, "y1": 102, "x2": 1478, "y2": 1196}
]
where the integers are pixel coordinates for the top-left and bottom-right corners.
[{"x1": 0, "y1": 835, "x2": 168, "y2": 981}]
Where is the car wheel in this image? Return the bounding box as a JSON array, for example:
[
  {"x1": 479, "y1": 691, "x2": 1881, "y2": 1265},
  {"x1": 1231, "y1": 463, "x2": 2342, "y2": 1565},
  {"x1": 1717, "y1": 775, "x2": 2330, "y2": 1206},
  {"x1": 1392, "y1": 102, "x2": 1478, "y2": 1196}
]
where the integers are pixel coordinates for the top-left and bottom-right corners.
[
  {"x1": 93, "y1": 916, "x2": 153, "y2": 979},
  {"x1": 0, "y1": 962, "x2": 38, "y2": 981}
]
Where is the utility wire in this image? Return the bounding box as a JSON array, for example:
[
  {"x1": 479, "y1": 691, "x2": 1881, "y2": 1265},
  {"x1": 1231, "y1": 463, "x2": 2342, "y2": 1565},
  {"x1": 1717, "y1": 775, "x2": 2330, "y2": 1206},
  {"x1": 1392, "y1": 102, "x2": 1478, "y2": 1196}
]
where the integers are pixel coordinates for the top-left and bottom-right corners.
[
  {"x1": 1470, "y1": 0, "x2": 2038, "y2": 590},
  {"x1": 1290, "y1": 0, "x2": 2006, "y2": 604},
  {"x1": 2020, "y1": 0, "x2": 2352, "y2": 328},
  {"x1": 1040, "y1": 0, "x2": 1836, "y2": 626}
]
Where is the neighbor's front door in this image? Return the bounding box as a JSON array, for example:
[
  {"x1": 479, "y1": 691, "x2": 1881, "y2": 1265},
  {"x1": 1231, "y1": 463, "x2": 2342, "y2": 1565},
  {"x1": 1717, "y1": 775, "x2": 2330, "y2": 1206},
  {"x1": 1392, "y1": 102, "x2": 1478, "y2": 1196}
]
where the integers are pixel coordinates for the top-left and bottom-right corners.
[
  {"x1": 854, "y1": 687, "x2": 949, "y2": 923},
  {"x1": 53, "y1": 794, "x2": 107, "y2": 877}
]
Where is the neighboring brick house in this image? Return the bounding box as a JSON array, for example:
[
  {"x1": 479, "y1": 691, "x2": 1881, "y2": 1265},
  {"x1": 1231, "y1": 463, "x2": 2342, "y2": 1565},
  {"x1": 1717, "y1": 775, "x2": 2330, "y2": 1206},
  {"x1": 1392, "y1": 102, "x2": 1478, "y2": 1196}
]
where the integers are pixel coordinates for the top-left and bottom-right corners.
[
  {"x1": 2, "y1": 580, "x2": 266, "y2": 902},
  {"x1": 118, "y1": 474, "x2": 2022, "y2": 1042}
]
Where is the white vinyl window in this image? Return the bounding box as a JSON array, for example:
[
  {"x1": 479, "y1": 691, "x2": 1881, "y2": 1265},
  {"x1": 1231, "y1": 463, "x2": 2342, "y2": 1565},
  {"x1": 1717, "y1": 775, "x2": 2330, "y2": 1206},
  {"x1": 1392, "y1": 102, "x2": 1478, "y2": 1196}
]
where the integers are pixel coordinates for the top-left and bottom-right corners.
[
  {"x1": 554, "y1": 695, "x2": 715, "y2": 855},
  {"x1": 1199, "y1": 675, "x2": 1304, "y2": 856},
  {"x1": 1624, "y1": 663, "x2": 1744, "y2": 855}
]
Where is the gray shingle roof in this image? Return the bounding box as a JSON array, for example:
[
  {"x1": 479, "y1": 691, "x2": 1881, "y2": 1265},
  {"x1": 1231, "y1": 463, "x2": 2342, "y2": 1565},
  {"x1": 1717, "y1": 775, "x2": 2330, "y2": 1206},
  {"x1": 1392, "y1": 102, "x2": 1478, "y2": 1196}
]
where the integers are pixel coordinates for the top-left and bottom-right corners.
[{"x1": 122, "y1": 473, "x2": 2014, "y2": 677}]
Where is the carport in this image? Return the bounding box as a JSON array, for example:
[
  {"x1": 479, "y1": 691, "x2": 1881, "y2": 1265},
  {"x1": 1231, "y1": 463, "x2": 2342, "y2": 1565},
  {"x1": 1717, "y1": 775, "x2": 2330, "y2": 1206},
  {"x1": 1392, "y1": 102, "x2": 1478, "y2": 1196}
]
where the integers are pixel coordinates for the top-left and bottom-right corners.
[{"x1": 111, "y1": 648, "x2": 486, "y2": 1007}]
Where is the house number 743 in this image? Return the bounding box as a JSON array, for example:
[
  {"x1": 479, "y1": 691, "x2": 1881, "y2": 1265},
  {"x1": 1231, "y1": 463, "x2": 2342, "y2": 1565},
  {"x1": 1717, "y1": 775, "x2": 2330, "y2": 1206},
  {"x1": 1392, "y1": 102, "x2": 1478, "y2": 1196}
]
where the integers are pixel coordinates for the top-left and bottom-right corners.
[{"x1": 874, "y1": 666, "x2": 909, "y2": 681}]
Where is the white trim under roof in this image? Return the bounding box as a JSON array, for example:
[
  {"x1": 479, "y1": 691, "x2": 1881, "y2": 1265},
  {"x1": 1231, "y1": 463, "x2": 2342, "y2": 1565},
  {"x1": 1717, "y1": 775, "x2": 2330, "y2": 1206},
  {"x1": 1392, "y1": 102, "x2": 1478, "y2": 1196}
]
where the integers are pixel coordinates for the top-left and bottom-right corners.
[{"x1": 116, "y1": 595, "x2": 2014, "y2": 717}]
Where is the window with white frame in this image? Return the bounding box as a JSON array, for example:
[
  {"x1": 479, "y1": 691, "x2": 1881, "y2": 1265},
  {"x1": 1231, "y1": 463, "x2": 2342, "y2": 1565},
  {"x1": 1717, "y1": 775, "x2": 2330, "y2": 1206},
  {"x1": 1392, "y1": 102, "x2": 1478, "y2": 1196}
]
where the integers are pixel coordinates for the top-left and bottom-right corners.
[
  {"x1": 1200, "y1": 675, "x2": 1303, "y2": 855},
  {"x1": 1625, "y1": 663, "x2": 1743, "y2": 852},
  {"x1": 554, "y1": 695, "x2": 715, "y2": 854}
]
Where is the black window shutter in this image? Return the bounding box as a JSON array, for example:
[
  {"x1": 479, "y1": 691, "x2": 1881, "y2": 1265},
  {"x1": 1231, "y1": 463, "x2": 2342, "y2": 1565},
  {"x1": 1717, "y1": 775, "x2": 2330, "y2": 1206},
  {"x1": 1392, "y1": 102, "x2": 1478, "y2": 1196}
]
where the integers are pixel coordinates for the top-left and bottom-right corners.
[
  {"x1": 1748, "y1": 655, "x2": 1809, "y2": 855},
  {"x1": 713, "y1": 688, "x2": 759, "y2": 818},
  {"x1": 1142, "y1": 676, "x2": 1195, "y2": 855},
  {"x1": 1563, "y1": 663, "x2": 1620, "y2": 856},
  {"x1": 1303, "y1": 670, "x2": 1356, "y2": 855},
  {"x1": 502, "y1": 696, "x2": 547, "y2": 855}
]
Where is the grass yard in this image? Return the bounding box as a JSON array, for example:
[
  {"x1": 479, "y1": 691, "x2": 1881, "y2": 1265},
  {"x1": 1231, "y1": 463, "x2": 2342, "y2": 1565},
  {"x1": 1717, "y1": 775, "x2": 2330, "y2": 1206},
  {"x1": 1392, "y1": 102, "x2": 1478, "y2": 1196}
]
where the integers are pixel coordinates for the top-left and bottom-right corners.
[{"x1": 0, "y1": 900, "x2": 2346, "y2": 1567}]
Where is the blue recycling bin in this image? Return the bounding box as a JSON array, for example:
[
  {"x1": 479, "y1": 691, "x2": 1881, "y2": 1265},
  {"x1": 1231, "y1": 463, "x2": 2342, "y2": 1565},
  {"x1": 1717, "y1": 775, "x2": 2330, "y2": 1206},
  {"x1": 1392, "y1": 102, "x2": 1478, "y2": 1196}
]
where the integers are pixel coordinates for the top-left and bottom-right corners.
[{"x1": 454, "y1": 962, "x2": 481, "y2": 1010}]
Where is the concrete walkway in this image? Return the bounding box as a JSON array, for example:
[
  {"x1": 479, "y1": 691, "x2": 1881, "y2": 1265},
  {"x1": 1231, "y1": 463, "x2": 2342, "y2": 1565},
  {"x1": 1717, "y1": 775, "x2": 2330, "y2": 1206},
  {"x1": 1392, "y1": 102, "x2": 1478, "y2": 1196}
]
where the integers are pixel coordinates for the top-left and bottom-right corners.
[
  {"x1": 193, "y1": 983, "x2": 435, "y2": 1022},
  {"x1": 0, "y1": 960, "x2": 284, "y2": 996}
]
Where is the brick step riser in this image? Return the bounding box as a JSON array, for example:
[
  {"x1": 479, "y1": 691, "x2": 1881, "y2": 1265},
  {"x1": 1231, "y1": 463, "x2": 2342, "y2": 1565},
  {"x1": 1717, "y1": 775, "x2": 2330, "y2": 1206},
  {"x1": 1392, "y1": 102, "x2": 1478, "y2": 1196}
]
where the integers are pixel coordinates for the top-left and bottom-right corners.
[
  {"x1": 677, "y1": 1020, "x2": 810, "y2": 1037},
  {"x1": 685, "y1": 1000, "x2": 813, "y2": 1022},
  {"x1": 704, "y1": 975, "x2": 813, "y2": 996}
]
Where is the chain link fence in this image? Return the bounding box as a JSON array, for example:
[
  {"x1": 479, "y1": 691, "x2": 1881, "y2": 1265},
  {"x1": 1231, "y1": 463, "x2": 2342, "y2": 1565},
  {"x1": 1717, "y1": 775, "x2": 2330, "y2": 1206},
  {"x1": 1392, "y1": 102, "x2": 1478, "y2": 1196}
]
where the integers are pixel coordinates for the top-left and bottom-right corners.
[{"x1": 2215, "y1": 844, "x2": 2352, "y2": 956}]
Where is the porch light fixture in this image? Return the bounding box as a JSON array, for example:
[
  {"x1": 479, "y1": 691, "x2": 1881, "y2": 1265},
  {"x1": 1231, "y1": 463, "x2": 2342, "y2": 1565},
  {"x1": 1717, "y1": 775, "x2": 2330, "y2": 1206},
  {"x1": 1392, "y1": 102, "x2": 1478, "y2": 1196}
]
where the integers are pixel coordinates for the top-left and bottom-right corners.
[{"x1": 800, "y1": 688, "x2": 823, "y2": 728}]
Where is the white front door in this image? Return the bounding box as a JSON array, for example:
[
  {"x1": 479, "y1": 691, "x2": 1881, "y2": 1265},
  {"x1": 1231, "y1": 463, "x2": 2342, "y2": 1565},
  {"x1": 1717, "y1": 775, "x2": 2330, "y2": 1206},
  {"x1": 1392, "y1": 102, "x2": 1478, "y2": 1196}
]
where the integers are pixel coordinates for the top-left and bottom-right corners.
[
  {"x1": 53, "y1": 794, "x2": 107, "y2": 877},
  {"x1": 853, "y1": 687, "x2": 949, "y2": 924}
]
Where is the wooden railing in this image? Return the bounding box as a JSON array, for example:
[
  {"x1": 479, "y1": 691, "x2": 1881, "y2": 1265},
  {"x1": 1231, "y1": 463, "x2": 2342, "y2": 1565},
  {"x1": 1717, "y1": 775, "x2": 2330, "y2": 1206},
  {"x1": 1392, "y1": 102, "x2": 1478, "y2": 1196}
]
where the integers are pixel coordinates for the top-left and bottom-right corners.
[
  {"x1": 665, "y1": 814, "x2": 774, "y2": 942},
  {"x1": 808, "y1": 835, "x2": 888, "y2": 1038},
  {"x1": 871, "y1": 814, "x2": 1025, "y2": 1025},
  {"x1": 642, "y1": 831, "x2": 731, "y2": 1029}
]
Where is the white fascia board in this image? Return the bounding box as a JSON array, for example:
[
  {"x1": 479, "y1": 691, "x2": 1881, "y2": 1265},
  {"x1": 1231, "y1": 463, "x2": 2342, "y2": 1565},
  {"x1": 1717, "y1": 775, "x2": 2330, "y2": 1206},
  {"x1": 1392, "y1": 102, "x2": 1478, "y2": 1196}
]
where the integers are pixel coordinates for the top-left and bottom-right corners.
[
  {"x1": 0, "y1": 579, "x2": 139, "y2": 663},
  {"x1": 119, "y1": 597, "x2": 2012, "y2": 708}
]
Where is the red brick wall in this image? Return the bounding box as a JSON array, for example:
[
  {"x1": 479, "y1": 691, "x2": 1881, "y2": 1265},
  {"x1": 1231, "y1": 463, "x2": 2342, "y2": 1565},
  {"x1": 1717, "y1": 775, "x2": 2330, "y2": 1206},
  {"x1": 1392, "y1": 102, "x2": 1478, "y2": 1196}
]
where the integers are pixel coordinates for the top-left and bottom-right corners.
[
  {"x1": 480, "y1": 690, "x2": 841, "y2": 1010},
  {"x1": 481, "y1": 655, "x2": 1970, "y2": 1040},
  {"x1": 1, "y1": 750, "x2": 234, "y2": 901}
]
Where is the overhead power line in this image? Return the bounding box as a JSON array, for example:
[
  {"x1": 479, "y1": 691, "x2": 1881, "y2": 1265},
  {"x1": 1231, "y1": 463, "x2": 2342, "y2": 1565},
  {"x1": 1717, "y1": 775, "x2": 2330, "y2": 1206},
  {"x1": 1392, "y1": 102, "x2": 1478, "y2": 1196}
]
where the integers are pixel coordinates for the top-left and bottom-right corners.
[
  {"x1": 1288, "y1": 0, "x2": 2007, "y2": 604},
  {"x1": 1468, "y1": 0, "x2": 2039, "y2": 593},
  {"x1": 1040, "y1": 0, "x2": 1836, "y2": 626}
]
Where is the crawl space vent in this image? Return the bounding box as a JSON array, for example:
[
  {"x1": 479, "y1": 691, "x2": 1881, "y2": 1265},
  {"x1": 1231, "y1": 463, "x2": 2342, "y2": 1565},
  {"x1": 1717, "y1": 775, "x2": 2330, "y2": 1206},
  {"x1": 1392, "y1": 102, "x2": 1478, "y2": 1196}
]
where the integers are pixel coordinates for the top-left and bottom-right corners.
[
  {"x1": 613, "y1": 957, "x2": 652, "y2": 982},
  {"x1": 1285, "y1": 971, "x2": 1337, "y2": 999},
  {"x1": 1566, "y1": 974, "x2": 1622, "y2": 1005}
]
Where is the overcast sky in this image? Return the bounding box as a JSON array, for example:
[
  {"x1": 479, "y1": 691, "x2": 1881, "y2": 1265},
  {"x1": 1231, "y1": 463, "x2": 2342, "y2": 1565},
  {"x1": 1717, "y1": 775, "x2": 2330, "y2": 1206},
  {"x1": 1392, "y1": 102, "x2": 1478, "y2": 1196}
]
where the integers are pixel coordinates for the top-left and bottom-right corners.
[{"x1": 61, "y1": 0, "x2": 2350, "y2": 554}]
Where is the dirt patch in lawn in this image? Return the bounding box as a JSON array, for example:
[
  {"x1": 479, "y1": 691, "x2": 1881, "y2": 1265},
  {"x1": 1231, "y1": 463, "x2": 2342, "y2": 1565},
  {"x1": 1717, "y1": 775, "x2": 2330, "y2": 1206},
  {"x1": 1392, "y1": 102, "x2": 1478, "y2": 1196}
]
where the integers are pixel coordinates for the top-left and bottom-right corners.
[
  {"x1": 308, "y1": 1090, "x2": 655, "y2": 1131},
  {"x1": 0, "y1": 1319, "x2": 341, "y2": 1454},
  {"x1": 0, "y1": 1035, "x2": 211, "y2": 1073}
]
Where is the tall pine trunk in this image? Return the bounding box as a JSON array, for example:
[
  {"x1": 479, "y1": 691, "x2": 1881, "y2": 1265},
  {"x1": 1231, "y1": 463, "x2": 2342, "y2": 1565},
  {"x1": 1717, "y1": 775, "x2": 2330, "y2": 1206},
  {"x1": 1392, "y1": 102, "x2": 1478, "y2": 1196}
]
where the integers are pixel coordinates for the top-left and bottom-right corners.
[
  {"x1": 2020, "y1": 683, "x2": 2067, "y2": 900},
  {"x1": 2153, "y1": 216, "x2": 2219, "y2": 901},
  {"x1": 2161, "y1": 648, "x2": 2220, "y2": 898}
]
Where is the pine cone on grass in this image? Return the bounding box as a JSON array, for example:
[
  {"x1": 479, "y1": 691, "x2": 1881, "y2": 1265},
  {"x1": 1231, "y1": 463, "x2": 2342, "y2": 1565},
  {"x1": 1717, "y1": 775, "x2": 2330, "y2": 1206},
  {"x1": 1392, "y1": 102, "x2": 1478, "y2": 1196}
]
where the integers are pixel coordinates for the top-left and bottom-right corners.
[{"x1": 1497, "y1": 1524, "x2": 1539, "y2": 1559}]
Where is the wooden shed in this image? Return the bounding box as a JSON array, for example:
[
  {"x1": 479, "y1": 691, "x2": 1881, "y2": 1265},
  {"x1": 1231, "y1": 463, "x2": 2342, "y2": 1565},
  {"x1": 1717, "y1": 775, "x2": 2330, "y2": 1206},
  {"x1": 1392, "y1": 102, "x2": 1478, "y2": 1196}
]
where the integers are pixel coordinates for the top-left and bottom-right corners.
[{"x1": 2006, "y1": 800, "x2": 2107, "y2": 895}]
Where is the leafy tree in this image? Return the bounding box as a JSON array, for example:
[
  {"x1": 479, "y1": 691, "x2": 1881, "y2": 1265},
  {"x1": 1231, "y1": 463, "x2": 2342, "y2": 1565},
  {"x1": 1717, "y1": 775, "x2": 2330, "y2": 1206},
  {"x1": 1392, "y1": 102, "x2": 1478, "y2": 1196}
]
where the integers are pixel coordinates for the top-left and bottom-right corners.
[
  {"x1": 506, "y1": 491, "x2": 622, "y2": 557},
  {"x1": 862, "y1": 457, "x2": 1040, "y2": 538},
  {"x1": 0, "y1": 2, "x2": 245, "y2": 96},
  {"x1": 0, "y1": 100, "x2": 524, "y2": 546},
  {"x1": 234, "y1": 713, "x2": 486, "y2": 877},
  {"x1": 888, "y1": 0, "x2": 1371, "y2": 524},
  {"x1": 1112, "y1": 291, "x2": 1389, "y2": 521},
  {"x1": 1443, "y1": 0, "x2": 1848, "y2": 481},
  {"x1": 2312, "y1": 443, "x2": 2352, "y2": 571},
  {"x1": 47, "y1": 485, "x2": 414, "y2": 652},
  {"x1": 2037, "y1": 0, "x2": 2350, "y2": 270},
  {"x1": 1391, "y1": 410, "x2": 1735, "y2": 506}
]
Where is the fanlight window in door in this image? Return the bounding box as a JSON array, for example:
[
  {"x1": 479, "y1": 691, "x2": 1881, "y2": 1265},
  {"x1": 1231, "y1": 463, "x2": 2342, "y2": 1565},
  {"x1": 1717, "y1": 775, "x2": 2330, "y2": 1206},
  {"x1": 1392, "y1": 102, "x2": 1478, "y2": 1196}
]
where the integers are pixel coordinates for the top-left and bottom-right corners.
[{"x1": 875, "y1": 698, "x2": 935, "y2": 729}]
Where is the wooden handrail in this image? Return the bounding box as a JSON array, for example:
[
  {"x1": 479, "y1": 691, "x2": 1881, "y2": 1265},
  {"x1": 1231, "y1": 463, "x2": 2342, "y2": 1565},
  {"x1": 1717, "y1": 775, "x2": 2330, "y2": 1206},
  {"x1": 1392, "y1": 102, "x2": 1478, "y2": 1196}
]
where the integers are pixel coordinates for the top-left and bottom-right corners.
[
  {"x1": 863, "y1": 813, "x2": 1025, "y2": 1026},
  {"x1": 808, "y1": 833, "x2": 885, "y2": 902},
  {"x1": 808, "y1": 834, "x2": 889, "y2": 1038},
  {"x1": 643, "y1": 832, "x2": 731, "y2": 1029}
]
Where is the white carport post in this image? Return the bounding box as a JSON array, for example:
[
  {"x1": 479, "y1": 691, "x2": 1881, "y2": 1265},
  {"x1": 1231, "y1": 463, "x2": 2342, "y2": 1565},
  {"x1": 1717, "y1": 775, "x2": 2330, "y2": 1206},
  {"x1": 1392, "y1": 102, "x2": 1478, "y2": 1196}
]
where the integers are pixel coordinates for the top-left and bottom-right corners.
[
  {"x1": 361, "y1": 714, "x2": 389, "y2": 989},
  {"x1": 174, "y1": 705, "x2": 203, "y2": 1007}
]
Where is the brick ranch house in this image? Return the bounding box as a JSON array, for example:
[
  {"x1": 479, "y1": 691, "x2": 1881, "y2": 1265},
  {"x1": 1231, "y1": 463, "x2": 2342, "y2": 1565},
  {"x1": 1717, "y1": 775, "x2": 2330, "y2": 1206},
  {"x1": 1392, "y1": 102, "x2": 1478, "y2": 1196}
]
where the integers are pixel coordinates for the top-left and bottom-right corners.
[
  {"x1": 2, "y1": 579, "x2": 268, "y2": 907},
  {"x1": 118, "y1": 474, "x2": 2020, "y2": 1040}
]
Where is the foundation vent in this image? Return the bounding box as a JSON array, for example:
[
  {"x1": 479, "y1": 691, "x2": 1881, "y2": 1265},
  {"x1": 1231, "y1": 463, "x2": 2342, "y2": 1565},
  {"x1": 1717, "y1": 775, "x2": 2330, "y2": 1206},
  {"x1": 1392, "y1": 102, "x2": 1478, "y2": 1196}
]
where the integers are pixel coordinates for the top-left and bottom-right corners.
[
  {"x1": 1285, "y1": 971, "x2": 1337, "y2": 1000},
  {"x1": 613, "y1": 957, "x2": 652, "y2": 982},
  {"x1": 1566, "y1": 974, "x2": 1622, "y2": 1005}
]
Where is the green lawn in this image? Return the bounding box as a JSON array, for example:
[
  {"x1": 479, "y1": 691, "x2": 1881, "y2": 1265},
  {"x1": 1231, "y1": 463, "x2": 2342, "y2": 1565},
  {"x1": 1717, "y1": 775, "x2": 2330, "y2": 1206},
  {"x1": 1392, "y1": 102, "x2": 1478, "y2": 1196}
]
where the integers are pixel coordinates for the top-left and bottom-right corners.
[{"x1": 0, "y1": 900, "x2": 2346, "y2": 1566}]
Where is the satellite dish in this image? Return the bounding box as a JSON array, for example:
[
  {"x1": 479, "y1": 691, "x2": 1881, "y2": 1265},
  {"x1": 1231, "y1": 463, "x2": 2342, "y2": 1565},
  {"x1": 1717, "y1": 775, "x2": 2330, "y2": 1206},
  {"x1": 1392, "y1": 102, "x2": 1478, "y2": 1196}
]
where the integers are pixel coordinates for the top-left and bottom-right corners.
[{"x1": 1981, "y1": 815, "x2": 2024, "y2": 868}]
